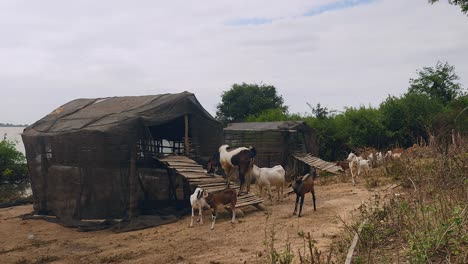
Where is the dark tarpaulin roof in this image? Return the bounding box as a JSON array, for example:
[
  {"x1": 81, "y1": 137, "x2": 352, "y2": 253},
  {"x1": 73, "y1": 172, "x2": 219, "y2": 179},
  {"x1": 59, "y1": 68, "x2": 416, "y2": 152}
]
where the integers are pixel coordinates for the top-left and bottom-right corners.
[
  {"x1": 224, "y1": 121, "x2": 308, "y2": 131},
  {"x1": 26, "y1": 91, "x2": 217, "y2": 134}
]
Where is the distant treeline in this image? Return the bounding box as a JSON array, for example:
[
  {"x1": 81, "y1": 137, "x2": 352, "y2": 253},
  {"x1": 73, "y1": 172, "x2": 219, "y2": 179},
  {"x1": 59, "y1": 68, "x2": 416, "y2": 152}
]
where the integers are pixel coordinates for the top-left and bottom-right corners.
[
  {"x1": 0, "y1": 123, "x2": 28, "y2": 127},
  {"x1": 216, "y1": 62, "x2": 467, "y2": 161}
]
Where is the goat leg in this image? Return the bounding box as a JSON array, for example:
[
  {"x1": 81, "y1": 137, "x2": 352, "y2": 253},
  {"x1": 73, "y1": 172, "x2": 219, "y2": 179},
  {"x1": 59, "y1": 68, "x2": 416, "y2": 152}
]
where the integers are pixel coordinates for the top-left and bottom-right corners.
[
  {"x1": 311, "y1": 188, "x2": 316, "y2": 211},
  {"x1": 267, "y1": 184, "x2": 273, "y2": 203},
  {"x1": 277, "y1": 186, "x2": 281, "y2": 202},
  {"x1": 293, "y1": 195, "x2": 299, "y2": 215},
  {"x1": 231, "y1": 202, "x2": 236, "y2": 224},
  {"x1": 190, "y1": 207, "x2": 195, "y2": 227},
  {"x1": 238, "y1": 175, "x2": 246, "y2": 197},
  {"x1": 210, "y1": 208, "x2": 217, "y2": 230},
  {"x1": 199, "y1": 205, "x2": 203, "y2": 225},
  {"x1": 298, "y1": 195, "x2": 304, "y2": 217}
]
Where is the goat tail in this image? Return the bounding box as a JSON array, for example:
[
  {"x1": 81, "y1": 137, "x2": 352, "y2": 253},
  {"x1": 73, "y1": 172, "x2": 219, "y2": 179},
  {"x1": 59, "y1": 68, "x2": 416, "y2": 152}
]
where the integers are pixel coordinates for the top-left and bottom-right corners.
[{"x1": 312, "y1": 170, "x2": 318, "y2": 181}]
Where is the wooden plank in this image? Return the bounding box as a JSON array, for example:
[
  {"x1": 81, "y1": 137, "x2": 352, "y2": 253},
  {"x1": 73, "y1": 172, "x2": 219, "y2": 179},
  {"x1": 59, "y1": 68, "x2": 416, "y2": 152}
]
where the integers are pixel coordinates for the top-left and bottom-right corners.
[
  {"x1": 175, "y1": 169, "x2": 207, "y2": 173},
  {"x1": 167, "y1": 163, "x2": 202, "y2": 168},
  {"x1": 198, "y1": 182, "x2": 230, "y2": 187},
  {"x1": 170, "y1": 165, "x2": 204, "y2": 170},
  {"x1": 204, "y1": 186, "x2": 240, "y2": 192},
  {"x1": 237, "y1": 196, "x2": 262, "y2": 203},
  {"x1": 236, "y1": 200, "x2": 263, "y2": 208},
  {"x1": 162, "y1": 159, "x2": 198, "y2": 164},
  {"x1": 345, "y1": 220, "x2": 367, "y2": 264}
]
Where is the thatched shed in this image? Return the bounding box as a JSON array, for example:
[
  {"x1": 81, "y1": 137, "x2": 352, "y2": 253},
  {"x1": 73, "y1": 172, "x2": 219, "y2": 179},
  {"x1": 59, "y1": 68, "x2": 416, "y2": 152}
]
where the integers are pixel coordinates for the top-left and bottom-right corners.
[
  {"x1": 223, "y1": 121, "x2": 318, "y2": 169},
  {"x1": 22, "y1": 91, "x2": 222, "y2": 224}
]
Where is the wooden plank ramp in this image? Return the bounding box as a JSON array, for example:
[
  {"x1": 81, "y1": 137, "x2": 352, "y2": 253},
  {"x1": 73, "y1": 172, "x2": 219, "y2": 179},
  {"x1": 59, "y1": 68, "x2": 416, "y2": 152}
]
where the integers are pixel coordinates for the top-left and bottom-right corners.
[
  {"x1": 293, "y1": 153, "x2": 343, "y2": 174},
  {"x1": 157, "y1": 155, "x2": 264, "y2": 208}
]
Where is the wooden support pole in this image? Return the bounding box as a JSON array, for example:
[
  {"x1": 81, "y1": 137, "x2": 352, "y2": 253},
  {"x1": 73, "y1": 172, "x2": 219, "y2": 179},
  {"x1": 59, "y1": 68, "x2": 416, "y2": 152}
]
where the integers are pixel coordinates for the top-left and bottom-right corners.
[
  {"x1": 184, "y1": 114, "x2": 189, "y2": 156},
  {"x1": 128, "y1": 144, "x2": 137, "y2": 219}
]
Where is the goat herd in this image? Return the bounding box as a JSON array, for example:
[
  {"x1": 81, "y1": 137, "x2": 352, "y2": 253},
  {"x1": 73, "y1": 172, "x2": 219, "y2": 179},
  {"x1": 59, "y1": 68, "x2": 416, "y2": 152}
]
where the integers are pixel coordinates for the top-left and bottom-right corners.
[
  {"x1": 338, "y1": 149, "x2": 403, "y2": 185},
  {"x1": 189, "y1": 145, "x2": 404, "y2": 230},
  {"x1": 190, "y1": 144, "x2": 316, "y2": 230}
]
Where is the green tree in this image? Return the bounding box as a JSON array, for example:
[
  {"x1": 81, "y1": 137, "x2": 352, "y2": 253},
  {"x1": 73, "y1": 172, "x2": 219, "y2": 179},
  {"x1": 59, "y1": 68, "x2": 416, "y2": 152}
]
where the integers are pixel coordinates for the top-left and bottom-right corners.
[
  {"x1": 307, "y1": 103, "x2": 329, "y2": 119},
  {"x1": 429, "y1": 0, "x2": 468, "y2": 14},
  {"x1": 408, "y1": 62, "x2": 465, "y2": 105},
  {"x1": 216, "y1": 83, "x2": 287, "y2": 123},
  {"x1": 380, "y1": 94, "x2": 444, "y2": 147},
  {"x1": 0, "y1": 139, "x2": 28, "y2": 183},
  {"x1": 245, "y1": 108, "x2": 302, "y2": 122}
]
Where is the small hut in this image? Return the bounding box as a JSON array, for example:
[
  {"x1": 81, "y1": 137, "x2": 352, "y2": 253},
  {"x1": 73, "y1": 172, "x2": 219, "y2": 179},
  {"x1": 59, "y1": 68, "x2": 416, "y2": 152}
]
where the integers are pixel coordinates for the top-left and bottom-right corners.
[
  {"x1": 22, "y1": 91, "x2": 222, "y2": 224},
  {"x1": 223, "y1": 121, "x2": 318, "y2": 170}
]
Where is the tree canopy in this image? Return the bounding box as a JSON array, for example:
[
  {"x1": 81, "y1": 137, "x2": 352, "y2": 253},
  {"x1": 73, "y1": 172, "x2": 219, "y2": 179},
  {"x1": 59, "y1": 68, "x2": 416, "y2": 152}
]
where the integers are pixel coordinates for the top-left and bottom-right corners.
[
  {"x1": 429, "y1": 0, "x2": 468, "y2": 14},
  {"x1": 245, "y1": 62, "x2": 466, "y2": 160},
  {"x1": 216, "y1": 83, "x2": 287, "y2": 124},
  {"x1": 408, "y1": 61, "x2": 465, "y2": 105}
]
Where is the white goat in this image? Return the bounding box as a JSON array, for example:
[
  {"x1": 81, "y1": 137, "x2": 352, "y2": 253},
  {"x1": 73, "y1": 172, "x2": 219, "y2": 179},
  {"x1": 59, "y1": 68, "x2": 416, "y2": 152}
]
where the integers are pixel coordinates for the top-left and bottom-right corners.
[
  {"x1": 189, "y1": 187, "x2": 208, "y2": 227},
  {"x1": 347, "y1": 152, "x2": 359, "y2": 185},
  {"x1": 385, "y1": 150, "x2": 401, "y2": 160},
  {"x1": 252, "y1": 164, "x2": 285, "y2": 202},
  {"x1": 357, "y1": 157, "x2": 370, "y2": 176},
  {"x1": 367, "y1": 153, "x2": 375, "y2": 168},
  {"x1": 376, "y1": 152, "x2": 384, "y2": 166}
]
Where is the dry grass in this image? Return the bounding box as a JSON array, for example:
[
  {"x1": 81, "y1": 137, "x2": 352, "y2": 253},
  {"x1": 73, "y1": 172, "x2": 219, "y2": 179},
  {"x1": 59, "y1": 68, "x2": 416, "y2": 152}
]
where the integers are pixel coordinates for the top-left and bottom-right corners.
[
  {"x1": 264, "y1": 139, "x2": 467, "y2": 263},
  {"x1": 341, "y1": 142, "x2": 467, "y2": 263}
]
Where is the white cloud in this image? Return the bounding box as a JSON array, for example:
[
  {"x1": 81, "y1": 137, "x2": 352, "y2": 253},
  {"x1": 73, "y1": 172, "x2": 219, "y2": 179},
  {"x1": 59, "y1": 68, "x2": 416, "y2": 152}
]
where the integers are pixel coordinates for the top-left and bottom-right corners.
[{"x1": 0, "y1": 0, "x2": 467, "y2": 124}]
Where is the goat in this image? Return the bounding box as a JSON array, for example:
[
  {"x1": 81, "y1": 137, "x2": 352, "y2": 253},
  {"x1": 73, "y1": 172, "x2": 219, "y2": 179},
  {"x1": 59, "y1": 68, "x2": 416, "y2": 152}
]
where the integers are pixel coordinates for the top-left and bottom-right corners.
[
  {"x1": 189, "y1": 187, "x2": 208, "y2": 227},
  {"x1": 202, "y1": 188, "x2": 237, "y2": 230},
  {"x1": 210, "y1": 145, "x2": 257, "y2": 196},
  {"x1": 357, "y1": 157, "x2": 370, "y2": 176},
  {"x1": 252, "y1": 164, "x2": 285, "y2": 202},
  {"x1": 346, "y1": 152, "x2": 359, "y2": 185},
  {"x1": 336, "y1": 160, "x2": 350, "y2": 173},
  {"x1": 290, "y1": 171, "x2": 317, "y2": 217},
  {"x1": 367, "y1": 152, "x2": 376, "y2": 168},
  {"x1": 376, "y1": 152, "x2": 384, "y2": 166},
  {"x1": 385, "y1": 150, "x2": 402, "y2": 160}
]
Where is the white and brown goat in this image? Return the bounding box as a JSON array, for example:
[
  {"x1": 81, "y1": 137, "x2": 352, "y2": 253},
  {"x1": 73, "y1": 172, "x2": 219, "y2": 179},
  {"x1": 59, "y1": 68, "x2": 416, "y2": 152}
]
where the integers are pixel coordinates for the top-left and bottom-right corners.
[{"x1": 202, "y1": 188, "x2": 237, "y2": 230}]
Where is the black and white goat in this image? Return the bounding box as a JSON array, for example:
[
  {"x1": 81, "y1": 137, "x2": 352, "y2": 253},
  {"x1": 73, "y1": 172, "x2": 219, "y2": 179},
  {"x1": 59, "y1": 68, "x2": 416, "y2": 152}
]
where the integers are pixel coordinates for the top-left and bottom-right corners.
[
  {"x1": 190, "y1": 187, "x2": 209, "y2": 227},
  {"x1": 207, "y1": 144, "x2": 257, "y2": 195}
]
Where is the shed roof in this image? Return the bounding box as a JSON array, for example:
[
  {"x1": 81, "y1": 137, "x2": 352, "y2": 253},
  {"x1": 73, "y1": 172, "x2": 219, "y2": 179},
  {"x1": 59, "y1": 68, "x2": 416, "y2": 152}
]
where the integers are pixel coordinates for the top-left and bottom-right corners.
[
  {"x1": 26, "y1": 91, "x2": 217, "y2": 134},
  {"x1": 224, "y1": 121, "x2": 308, "y2": 131}
]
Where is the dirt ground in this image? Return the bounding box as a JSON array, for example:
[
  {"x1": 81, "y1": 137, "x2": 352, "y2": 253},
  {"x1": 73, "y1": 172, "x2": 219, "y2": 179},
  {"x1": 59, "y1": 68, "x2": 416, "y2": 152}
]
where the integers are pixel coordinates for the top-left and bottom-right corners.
[{"x1": 0, "y1": 181, "x2": 379, "y2": 264}]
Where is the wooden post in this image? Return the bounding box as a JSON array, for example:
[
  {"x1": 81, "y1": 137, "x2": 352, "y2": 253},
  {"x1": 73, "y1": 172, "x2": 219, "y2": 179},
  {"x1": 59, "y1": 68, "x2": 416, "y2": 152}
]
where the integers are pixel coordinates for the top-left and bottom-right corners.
[
  {"x1": 184, "y1": 114, "x2": 189, "y2": 156},
  {"x1": 129, "y1": 144, "x2": 137, "y2": 219}
]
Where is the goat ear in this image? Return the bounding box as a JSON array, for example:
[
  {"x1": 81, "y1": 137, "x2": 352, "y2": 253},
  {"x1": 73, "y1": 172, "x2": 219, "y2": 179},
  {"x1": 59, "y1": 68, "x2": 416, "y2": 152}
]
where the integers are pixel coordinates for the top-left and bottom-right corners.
[{"x1": 202, "y1": 190, "x2": 209, "y2": 198}]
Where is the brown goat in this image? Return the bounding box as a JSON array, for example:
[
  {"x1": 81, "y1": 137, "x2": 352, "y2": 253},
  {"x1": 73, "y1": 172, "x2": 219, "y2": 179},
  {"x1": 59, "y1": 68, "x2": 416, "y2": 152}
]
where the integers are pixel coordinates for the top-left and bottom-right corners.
[
  {"x1": 336, "y1": 160, "x2": 349, "y2": 171},
  {"x1": 290, "y1": 172, "x2": 316, "y2": 217},
  {"x1": 202, "y1": 188, "x2": 237, "y2": 230}
]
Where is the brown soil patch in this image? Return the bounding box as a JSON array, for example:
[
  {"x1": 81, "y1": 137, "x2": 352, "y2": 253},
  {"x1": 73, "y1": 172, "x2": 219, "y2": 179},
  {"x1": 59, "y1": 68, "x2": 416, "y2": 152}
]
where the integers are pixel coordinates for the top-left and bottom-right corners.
[{"x1": 0, "y1": 182, "x2": 376, "y2": 264}]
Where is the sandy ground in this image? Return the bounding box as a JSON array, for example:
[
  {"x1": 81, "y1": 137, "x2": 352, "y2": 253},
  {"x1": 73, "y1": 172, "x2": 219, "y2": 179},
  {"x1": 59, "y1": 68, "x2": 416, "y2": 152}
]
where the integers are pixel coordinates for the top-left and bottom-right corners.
[{"x1": 0, "y1": 181, "x2": 376, "y2": 264}]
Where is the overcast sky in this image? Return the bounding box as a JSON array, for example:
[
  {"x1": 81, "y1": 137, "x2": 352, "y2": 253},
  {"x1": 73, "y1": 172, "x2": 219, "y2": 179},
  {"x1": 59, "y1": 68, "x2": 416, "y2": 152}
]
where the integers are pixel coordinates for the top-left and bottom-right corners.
[{"x1": 1, "y1": 0, "x2": 467, "y2": 124}]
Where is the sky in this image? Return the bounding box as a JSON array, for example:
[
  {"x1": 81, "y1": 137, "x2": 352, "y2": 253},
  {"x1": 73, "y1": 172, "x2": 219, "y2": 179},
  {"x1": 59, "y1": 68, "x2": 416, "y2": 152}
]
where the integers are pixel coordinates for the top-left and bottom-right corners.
[{"x1": 1, "y1": 0, "x2": 467, "y2": 124}]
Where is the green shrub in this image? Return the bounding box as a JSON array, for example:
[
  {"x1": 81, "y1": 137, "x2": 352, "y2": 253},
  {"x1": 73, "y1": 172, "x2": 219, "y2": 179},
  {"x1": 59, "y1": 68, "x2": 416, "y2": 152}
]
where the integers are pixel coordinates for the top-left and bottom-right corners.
[{"x1": 0, "y1": 139, "x2": 28, "y2": 184}]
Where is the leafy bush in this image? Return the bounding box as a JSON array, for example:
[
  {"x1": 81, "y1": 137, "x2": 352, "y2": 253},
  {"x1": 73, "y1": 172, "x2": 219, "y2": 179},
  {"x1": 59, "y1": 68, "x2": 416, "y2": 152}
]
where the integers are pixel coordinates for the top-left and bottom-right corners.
[{"x1": 0, "y1": 138, "x2": 28, "y2": 184}]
